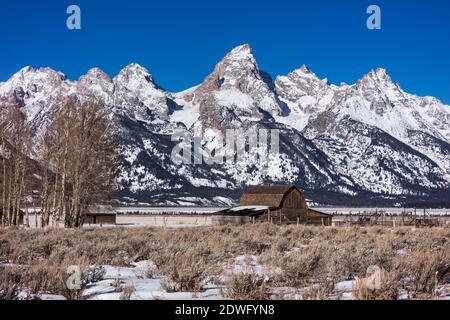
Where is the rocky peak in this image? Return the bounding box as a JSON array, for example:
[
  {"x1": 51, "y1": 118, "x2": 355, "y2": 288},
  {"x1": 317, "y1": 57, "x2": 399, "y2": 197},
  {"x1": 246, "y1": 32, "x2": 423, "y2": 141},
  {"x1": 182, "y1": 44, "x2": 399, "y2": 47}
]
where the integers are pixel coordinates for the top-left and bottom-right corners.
[
  {"x1": 8, "y1": 66, "x2": 67, "y2": 86},
  {"x1": 275, "y1": 65, "x2": 332, "y2": 105},
  {"x1": 78, "y1": 68, "x2": 114, "y2": 101},
  {"x1": 298, "y1": 64, "x2": 312, "y2": 74},
  {"x1": 224, "y1": 43, "x2": 254, "y2": 60},
  {"x1": 114, "y1": 63, "x2": 159, "y2": 91},
  {"x1": 82, "y1": 68, "x2": 111, "y2": 82},
  {"x1": 352, "y1": 68, "x2": 402, "y2": 109},
  {"x1": 358, "y1": 68, "x2": 394, "y2": 87},
  {"x1": 111, "y1": 64, "x2": 171, "y2": 121},
  {"x1": 0, "y1": 66, "x2": 70, "y2": 102},
  {"x1": 210, "y1": 44, "x2": 261, "y2": 89},
  {"x1": 192, "y1": 44, "x2": 285, "y2": 122}
]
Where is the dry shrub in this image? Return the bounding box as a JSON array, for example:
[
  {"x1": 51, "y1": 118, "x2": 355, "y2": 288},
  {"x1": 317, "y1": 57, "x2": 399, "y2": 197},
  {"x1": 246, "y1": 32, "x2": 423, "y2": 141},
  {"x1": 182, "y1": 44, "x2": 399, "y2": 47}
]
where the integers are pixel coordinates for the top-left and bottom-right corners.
[
  {"x1": 86, "y1": 265, "x2": 106, "y2": 283},
  {"x1": 145, "y1": 264, "x2": 160, "y2": 279},
  {"x1": 0, "y1": 257, "x2": 90, "y2": 300},
  {"x1": 154, "y1": 249, "x2": 214, "y2": 292},
  {"x1": 302, "y1": 278, "x2": 336, "y2": 300},
  {"x1": 222, "y1": 273, "x2": 269, "y2": 300},
  {"x1": 402, "y1": 251, "x2": 450, "y2": 295},
  {"x1": 328, "y1": 236, "x2": 386, "y2": 280},
  {"x1": 0, "y1": 227, "x2": 155, "y2": 267},
  {"x1": 1, "y1": 223, "x2": 449, "y2": 300},
  {"x1": 273, "y1": 237, "x2": 292, "y2": 253},
  {"x1": 353, "y1": 269, "x2": 400, "y2": 300},
  {"x1": 279, "y1": 245, "x2": 326, "y2": 286},
  {"x1": 0, "y1": 268, "x2": 22, "y2": 300},
  {"x1": 119, "y1": 285, "x2": 136, "y2": 300},
  {"x1": 23, "y1": 257, "x2": 89, "y2": 300},
  {"x1": 160, "y1": 279, "x2": 178, "y2": 293}
]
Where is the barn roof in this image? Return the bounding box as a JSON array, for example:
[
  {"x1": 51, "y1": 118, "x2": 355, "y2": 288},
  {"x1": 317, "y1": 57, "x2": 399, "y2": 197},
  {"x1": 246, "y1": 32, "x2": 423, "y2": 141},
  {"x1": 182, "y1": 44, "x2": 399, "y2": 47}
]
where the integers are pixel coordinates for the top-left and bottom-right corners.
[
  {"x1": 215, "y1": 205, "x2": 270, "y2": 216},
  {"x1": 239, "y1": 185, "x2": 302, "y2": 208},
  {"x1": 86, "y1": 205, "x2": 117, "y2": 215},
  {"x1": 307, "y1": 208, "x2": 332, "y2": 218}
]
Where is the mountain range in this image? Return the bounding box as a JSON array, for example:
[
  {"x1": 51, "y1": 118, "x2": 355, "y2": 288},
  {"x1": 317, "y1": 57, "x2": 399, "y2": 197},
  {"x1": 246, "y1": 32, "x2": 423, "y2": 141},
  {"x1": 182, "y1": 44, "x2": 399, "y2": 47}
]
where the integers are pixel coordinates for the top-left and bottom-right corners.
[{"x1": 1, "y1": 44, "x2": 449, "y2": 207}]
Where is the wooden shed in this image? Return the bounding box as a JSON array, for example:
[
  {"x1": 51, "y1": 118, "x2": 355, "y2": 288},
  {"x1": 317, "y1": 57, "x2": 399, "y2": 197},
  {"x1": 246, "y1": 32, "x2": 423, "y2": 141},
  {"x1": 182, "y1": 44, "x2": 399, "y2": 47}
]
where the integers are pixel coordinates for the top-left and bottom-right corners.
[
  {"x1": 84, "y1": 205, "x2": 117, "y2": 226},
  {"x1": 213, "y1": 185, "x2": 332, "y2": 226}
]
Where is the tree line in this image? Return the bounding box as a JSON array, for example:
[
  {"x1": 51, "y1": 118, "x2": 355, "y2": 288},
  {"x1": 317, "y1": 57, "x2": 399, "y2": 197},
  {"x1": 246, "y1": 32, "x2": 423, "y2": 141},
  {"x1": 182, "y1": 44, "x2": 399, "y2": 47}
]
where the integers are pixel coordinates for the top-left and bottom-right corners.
[{"x1": 0, "y1": 96, "x2": 118, "y2": 228}]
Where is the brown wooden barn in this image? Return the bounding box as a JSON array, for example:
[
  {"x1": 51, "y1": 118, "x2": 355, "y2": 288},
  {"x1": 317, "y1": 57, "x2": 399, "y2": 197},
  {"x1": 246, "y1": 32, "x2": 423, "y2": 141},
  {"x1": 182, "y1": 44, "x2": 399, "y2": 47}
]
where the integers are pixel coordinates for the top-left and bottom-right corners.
[
  {"x1": 213, "y1": 185, "x2": 332, "y2": 226},
  {"x1": 84, "y1": 205, "x2": 117, "y2": 226}
]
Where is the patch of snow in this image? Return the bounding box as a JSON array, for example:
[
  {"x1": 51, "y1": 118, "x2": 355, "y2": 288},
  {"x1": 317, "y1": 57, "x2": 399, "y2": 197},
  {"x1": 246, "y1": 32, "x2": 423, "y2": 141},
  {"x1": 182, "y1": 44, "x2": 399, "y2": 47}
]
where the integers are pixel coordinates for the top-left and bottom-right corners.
[{"x1": 84, "y1": 260, "x2": 224, "y2": 300}]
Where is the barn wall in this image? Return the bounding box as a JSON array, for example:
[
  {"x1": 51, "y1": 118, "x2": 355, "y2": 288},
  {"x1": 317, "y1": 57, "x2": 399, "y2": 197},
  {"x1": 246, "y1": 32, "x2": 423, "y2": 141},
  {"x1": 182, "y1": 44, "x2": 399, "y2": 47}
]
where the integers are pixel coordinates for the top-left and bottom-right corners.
[
  {"x1": 212, "y1": 215, "x2": 252, "y2": 226},
  {"x1": 281, "y1": 208, "x2": 308, "y2": 221},
  {"x1": 97, "y1": 214, "x2": 116, "y2": 225},
  {"x1": 281, "y1": 189, "x2": 307, "y2": 209},
  {"x1": 84, "y1": 214, "x2": 116, "y2": 225},
  {"x1": 297, "y1": 216, "x2": 332, "y2": 226}
]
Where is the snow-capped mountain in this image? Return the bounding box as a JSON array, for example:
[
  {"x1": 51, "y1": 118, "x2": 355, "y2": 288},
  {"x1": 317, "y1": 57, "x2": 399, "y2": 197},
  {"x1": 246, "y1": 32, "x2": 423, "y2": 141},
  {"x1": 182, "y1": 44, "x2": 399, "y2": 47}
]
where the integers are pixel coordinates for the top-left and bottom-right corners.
[
  {"x1": 176, "y1": 44, "x2": 289, "y2": 136},
  {"x1": 1, "y1": 44, "x2": 449, "y2": 206}
]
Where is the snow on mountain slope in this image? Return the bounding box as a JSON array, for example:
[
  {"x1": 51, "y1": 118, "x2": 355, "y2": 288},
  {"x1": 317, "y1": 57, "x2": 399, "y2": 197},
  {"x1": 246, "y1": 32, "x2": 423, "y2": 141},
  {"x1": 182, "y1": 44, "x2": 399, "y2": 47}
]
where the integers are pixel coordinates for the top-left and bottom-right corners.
[
  {"x1": 337, "y1": 68, "x2": 450, "y2": 143},
  {"x1": 307, "y1": 116, "x2": 448, "y2": 195},
  {"x1": 184, "y1": 44, "x2": 288, "y2": 131},
  {"x1": 112, "y1": 64, "x2": 176, "y2": 122},
  {"x1": 301, "y1": 68, "x2": 450, "y2": 179},
  {"x1": 274, "y1": 65, "x2": 337, "y2": 131},
  {"x1": 0, "y1": 66, "x2": 76, "y2": 134},
  {"x1": 77, "y1": 68, "x2": 115, "y2": 102},
  {"x1": 0, "y1": 44, "x2": 449, "y2": 206}
]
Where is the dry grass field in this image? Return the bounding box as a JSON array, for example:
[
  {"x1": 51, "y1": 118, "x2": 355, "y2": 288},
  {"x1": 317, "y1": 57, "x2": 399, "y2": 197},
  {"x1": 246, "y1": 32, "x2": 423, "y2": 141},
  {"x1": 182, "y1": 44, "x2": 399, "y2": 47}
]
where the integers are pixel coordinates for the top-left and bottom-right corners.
[{"x1": 0, "y1": 224, "x2": 449, "y2": 300}]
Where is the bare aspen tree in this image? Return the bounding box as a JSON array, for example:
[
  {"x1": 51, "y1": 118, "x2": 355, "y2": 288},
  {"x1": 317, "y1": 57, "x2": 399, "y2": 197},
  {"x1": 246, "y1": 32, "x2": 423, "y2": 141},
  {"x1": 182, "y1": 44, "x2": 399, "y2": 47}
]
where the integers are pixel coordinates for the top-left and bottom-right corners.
[
  {"x1": 43, "y1": 96, "x2": 117, "y2": 228},
  {"x1": 0, "y1": 96, "x2": 117, "y2": 229},
  {"x1": 37, "y1": 129, "x2": 54, "y2": 227},
  {"x1": 0, "y1": 105, "x2": 32, "y2": 226},
  {"x1": 0, "y1": 119, "x2": 7, "y2": 226}
]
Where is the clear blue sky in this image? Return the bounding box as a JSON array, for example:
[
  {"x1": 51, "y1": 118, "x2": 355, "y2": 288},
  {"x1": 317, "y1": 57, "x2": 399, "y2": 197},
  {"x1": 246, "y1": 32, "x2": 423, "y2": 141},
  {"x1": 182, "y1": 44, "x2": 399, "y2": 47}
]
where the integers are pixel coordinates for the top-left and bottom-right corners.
[{"x1": 1, "y1": 0, "x2": 449, "y2": 103}]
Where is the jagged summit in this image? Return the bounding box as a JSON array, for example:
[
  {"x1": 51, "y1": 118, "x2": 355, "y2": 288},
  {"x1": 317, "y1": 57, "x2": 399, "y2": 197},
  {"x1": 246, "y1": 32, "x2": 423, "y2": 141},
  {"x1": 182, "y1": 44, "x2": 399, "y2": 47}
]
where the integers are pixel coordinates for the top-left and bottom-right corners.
[
  {"x1": 298, "y1": 64, "x2": 312, "y2": 74},
  {"x1": 360, "y1": 67, "x2": 393, "y2": 84},
  {"x1": 118, "y1": 63, "x2": 152, "y2": 75},
  {"x1": 83, "y1": 67, "x2": 111, "y2": 81},
  {"x1": 224, "y1": 44, "x2": 254, "y2": 60},
  {"x1": 190, "y1": 44, "x2": 287, "y2": 126},
  {"x1": 115, "y1": 63, "x2": 157, "y2": 88},
  {"x1": 212, "y1": 44, "x2": 260, "y2": 81},
  {"x1": 17, "y1": 66, "x2": 35, "y2": 74},
  {"x1": 10, "y1": 66, "x2": 67, "y2": 82}
]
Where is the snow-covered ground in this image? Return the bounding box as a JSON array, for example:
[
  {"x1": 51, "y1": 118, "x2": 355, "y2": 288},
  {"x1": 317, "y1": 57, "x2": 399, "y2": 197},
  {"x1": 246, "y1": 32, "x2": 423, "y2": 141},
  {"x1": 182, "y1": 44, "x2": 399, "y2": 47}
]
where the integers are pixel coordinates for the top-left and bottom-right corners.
[
  {"x1": 4, "y1": 252, "x2": 449, "y2": 300},
  {"x1": 83, "y1": 261, "x2": 223, "y2": 300}
]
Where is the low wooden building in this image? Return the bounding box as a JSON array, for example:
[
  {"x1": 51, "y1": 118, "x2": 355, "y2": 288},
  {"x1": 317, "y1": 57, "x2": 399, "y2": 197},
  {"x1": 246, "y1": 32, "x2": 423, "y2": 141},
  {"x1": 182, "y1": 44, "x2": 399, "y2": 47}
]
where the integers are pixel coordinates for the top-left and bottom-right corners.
[
  {"x1": 84, "y1": 205, "x2": 117, "y2": 226},
  {"x1": 213, "y1": 185, "x2": 332, "y2": 226}
]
